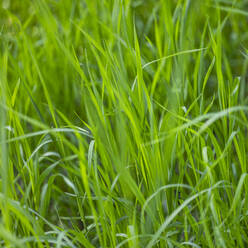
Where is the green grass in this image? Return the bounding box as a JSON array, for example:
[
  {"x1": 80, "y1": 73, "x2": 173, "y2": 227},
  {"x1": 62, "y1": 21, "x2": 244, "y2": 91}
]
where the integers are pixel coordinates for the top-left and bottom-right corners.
[{"x1": 1, "y1": 0, "x2": 248, "y2": 247}]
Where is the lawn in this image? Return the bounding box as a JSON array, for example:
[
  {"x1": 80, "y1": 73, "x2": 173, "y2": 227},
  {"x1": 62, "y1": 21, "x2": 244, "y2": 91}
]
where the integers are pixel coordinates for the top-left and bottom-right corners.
[{"x1": 1, "y1": 0, "x2": 248, "y2": 247}]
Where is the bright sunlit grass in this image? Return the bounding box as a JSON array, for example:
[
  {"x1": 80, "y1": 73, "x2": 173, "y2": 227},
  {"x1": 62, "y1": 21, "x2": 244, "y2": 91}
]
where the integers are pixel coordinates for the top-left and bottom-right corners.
[{"x1": 1, "y1": 0, "x2": 248, "y2": 247}]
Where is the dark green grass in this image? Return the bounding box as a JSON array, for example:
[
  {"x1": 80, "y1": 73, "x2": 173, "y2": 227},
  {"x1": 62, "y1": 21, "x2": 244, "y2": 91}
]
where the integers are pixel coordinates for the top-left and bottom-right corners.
[{"x1": 1, "y1": 0, "x2": 248, "y2": 247}]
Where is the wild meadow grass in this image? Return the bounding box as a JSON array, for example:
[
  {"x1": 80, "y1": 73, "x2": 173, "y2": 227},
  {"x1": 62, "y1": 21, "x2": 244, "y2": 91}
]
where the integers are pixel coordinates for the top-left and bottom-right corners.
[{"x1": 1, "y1": 0, "x2": 248, "y2": 247}]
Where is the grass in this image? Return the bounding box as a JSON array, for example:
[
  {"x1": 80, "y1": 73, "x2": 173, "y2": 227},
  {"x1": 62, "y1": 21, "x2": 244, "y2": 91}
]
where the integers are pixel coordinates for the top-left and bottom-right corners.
[{"x1": 1, "y1": 0, "x2": 248, "y2": 247}]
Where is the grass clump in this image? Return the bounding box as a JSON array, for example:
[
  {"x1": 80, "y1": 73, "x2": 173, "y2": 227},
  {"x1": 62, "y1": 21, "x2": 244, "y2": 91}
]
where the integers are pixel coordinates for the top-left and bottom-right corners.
[{"x1": 1, "y1": 0, "x2": 248, "y2": 247}]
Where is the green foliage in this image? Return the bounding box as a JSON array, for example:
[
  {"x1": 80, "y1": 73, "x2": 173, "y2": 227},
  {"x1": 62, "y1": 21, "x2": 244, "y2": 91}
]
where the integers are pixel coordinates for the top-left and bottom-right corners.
[{"x1": 1, "y1": 0, "x2": 248, "y2": 247}]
